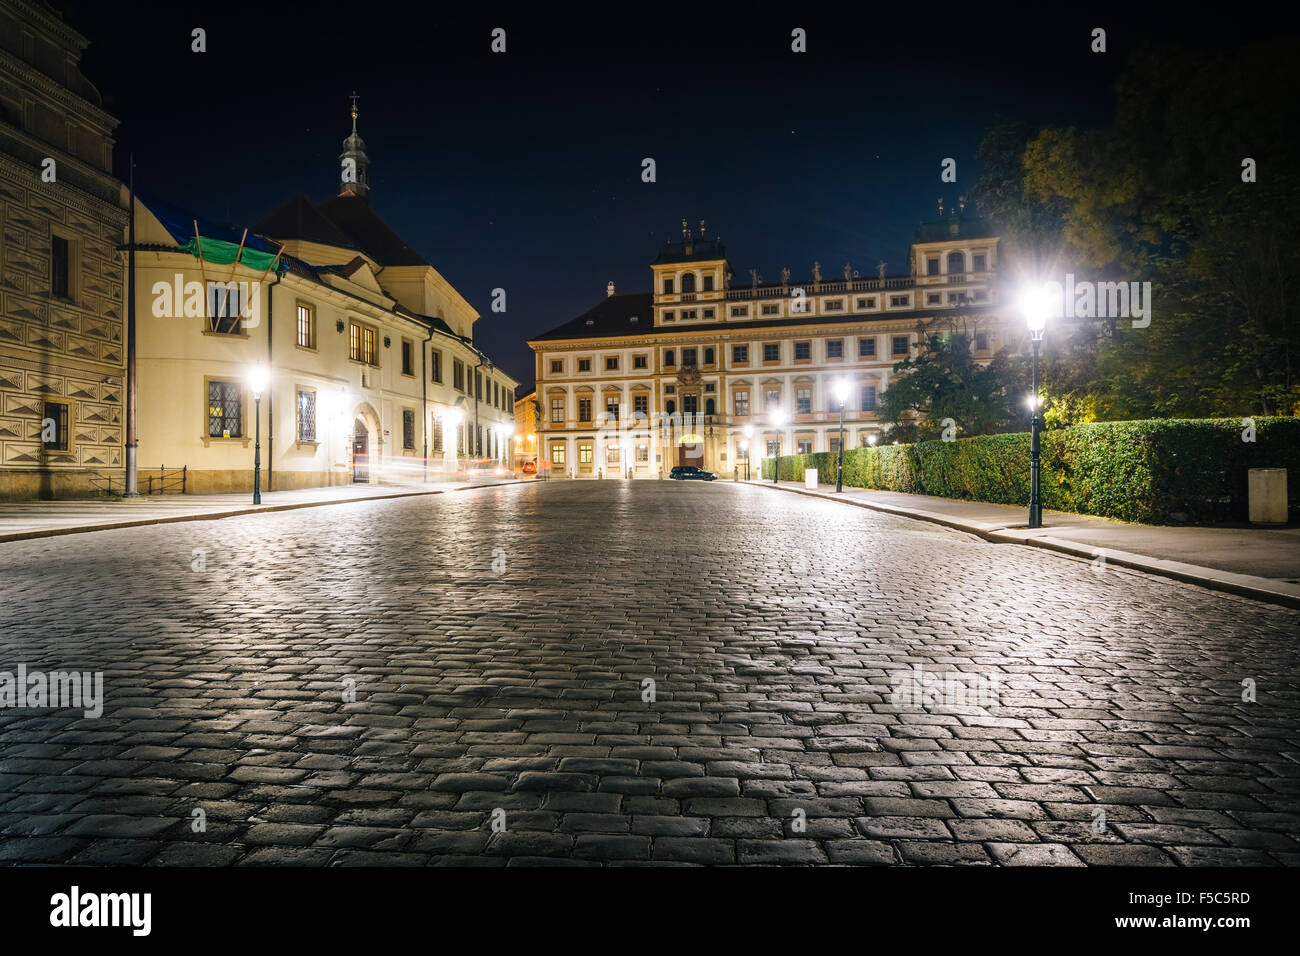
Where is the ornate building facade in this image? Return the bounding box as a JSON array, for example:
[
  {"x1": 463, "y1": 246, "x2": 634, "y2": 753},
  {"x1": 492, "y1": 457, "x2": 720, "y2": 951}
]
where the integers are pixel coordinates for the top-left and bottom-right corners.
[
  {"x1": 0, "y1": 0, "x2": 127, "y2": 499},
  {"x1": 128, "y1": 103, "x2": 517, "y2": 493},
  {"x1": 528, "y1": 211, "x2": 1003, "y2": 478}
]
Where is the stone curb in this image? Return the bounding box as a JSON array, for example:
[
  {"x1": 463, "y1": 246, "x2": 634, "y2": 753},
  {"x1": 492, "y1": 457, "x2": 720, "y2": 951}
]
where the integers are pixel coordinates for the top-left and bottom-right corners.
[
  {"x1": 0, "y1": 479, "x2": 534, "y2": 544},
  {"x1": 756, "y1": 480, "x2": 1300, "y2": 611}
]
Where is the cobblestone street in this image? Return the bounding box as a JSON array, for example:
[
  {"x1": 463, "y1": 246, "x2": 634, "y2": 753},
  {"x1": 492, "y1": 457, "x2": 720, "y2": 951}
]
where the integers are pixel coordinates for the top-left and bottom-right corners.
[{"x1": 1, "y1": 481, "x2": 1297, "y2": 866}]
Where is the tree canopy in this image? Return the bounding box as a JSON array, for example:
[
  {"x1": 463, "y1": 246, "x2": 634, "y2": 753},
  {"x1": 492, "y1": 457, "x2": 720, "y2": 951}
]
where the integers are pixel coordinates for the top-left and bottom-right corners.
[{"x1": 897, "y1": 38, "x2": 1300, "y2": 429}]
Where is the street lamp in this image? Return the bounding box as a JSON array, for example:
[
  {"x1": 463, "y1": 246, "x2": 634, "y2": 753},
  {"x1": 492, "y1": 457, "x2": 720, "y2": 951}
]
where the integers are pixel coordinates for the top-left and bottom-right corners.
[
  {"x1": 247, "y1": 365, "x2": 268, "y2": 504},
  {"x1": 867, "y1": 433, "x2": 878, "y2": 447},
  {"x1": 1020, "y1": 285, "x2": 1051, "y2": 529},
  {"x1": 742, "y1": 424, "x2": 753, "y2": 481},
  {"x1": 770, "y1": 409, "x2": 785, "y2": 484},
  {"x1": 832, "y1": 378, "x2": 851, "y2": 492}
]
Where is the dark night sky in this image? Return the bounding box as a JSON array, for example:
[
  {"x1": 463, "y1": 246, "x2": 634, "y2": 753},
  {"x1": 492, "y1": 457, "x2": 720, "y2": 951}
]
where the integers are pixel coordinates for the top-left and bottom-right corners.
[{"x1": 51, "y1": 1, "x2": 1252, "y2": 391}]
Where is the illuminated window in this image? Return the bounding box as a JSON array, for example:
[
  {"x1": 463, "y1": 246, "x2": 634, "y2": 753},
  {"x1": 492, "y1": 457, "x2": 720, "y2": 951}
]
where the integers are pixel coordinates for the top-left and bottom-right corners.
[
  {"x1": 296, "y1": 304, "x2": 315, "y2": 348},
  {"x1": 349, "y1": 322, "x2": 378, "y2": 365},
  {"x1": 207, "y1": 380, "x2": 242, "y2": 438}
]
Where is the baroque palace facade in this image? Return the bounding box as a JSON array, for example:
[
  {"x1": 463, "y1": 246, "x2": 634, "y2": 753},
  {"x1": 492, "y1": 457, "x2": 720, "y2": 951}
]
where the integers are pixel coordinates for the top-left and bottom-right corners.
[
  {"x1": 0, "y1": 0, "x2": 127, "y2": 498},
  {"x1": 528, "y1": 212, "x2": 1001, "y2": 478}
]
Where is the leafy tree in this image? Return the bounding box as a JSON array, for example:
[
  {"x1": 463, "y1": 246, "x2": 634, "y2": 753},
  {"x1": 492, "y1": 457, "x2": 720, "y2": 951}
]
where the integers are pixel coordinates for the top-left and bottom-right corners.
[
  {"x1": 972, "y1": 40, "x2": 1300, "y2": 419},
  {"x1": 880, "y1": 314, "x2": 1030, "y2": 440}
]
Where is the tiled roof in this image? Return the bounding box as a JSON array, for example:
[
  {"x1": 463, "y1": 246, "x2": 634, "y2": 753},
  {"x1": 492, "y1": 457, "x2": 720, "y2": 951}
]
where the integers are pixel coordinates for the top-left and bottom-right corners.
[
  {"x1": 530, "y1": 293, "x2": 655, "y2": 341},
  {"x1": 529, "y1": 293, "x2": 998, "y2": 342},
  {"x1": 317, "y1": 194, "x2": 428, "y2": 267},
  {"x1": 254, "y1": 194, "x2": 359, "y2": 251}
]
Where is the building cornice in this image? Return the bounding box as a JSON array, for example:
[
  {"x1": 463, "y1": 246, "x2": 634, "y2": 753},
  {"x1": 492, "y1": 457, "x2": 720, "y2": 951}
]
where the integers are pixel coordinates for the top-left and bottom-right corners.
[
  {"x1": 0, "y1": 49, "x2": 117, "y2": 133},
  {"x1": 9, "y1": 0, "x2": 91, "y2": 51},
  {"x1": 0, "y1": 151, "x2": 125, "y2": 221}
]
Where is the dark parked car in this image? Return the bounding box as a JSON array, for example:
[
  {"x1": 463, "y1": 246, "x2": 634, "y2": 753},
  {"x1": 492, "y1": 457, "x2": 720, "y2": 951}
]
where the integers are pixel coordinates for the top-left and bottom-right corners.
[{"x1": 669, "y1": 465, "x2": 717, "y2": 481}]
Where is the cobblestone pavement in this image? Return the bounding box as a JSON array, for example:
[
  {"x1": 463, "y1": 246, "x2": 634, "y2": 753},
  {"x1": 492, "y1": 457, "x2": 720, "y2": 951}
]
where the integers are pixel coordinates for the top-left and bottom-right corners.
[{"x1": 1, "y1": 481, "x2": 1297, "y2": 866}]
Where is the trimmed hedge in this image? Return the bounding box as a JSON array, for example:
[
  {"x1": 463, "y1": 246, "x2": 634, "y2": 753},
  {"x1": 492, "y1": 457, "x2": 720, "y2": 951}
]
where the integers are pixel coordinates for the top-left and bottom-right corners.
[{"x1": 761, "y1": 417, "x2": 1300, "y2": 525}]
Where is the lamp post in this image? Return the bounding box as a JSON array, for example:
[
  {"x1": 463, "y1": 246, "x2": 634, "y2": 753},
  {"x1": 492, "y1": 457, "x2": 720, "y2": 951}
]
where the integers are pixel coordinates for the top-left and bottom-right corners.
[
  {"x1": 832, "y1": 378, "x2": 850, "y2": 492},
  {"x1": 742, "y1": 424, "x2": 753, "y2": 481},
  {"x1": 1020, "y1": 287, "x2": 1050, "y2": 529},
  {"x1": 247, "y1": 365, "x2": 268, "y2": 504},
  {"x1": 770, "y1": 409, "x2": 785, "y2": 484}
]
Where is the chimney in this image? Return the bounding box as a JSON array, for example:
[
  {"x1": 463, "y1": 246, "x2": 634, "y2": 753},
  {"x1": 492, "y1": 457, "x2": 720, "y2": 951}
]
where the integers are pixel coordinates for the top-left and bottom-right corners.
[{"x1": 606, "y1": 281, "x2": 615, "y2": 298}]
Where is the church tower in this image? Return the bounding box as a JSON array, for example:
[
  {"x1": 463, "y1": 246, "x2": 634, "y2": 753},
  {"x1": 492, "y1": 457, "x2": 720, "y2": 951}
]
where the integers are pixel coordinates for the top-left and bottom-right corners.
[{"x1": 338, "y1": 92, "x2": 370, "y2": 200}]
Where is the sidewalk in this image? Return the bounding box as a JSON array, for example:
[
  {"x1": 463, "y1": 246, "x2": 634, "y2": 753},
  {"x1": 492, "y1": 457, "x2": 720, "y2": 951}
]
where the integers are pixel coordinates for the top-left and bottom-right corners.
[
  {"x1": 0, "y1": 478, "x2": 533, "y2": 543},
  {"x1": 754, "y1": 479, "x2": 1300, "y2": 609}
]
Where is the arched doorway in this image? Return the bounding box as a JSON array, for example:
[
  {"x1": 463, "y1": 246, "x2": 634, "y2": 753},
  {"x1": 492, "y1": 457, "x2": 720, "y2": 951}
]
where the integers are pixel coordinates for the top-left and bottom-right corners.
[{"x1": 351, "y1": 418, "x2": 369, "y2": 482}]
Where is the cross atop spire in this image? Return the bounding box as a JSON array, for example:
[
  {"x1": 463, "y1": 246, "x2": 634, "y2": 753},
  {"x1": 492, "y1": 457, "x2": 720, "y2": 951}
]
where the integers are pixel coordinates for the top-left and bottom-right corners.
[{"x1": 349, "y1": 91, "x2": 359, "y2": 132}]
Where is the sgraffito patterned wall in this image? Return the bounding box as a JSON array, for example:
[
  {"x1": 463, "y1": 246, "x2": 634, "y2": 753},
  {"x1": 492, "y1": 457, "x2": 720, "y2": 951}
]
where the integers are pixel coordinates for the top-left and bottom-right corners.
[
  {"x1": 0, "y1": 0, "x2": 128, "y2": 499},
  {"x1": 0, "y1": 159, "x2": 126, "y2": 499}
]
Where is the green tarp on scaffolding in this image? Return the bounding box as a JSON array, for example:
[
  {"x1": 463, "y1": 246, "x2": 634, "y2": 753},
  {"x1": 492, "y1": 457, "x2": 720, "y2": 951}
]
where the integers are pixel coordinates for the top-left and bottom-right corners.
[{"x1": 175, "y1": 236, "x2": 280, "y2": 271}]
